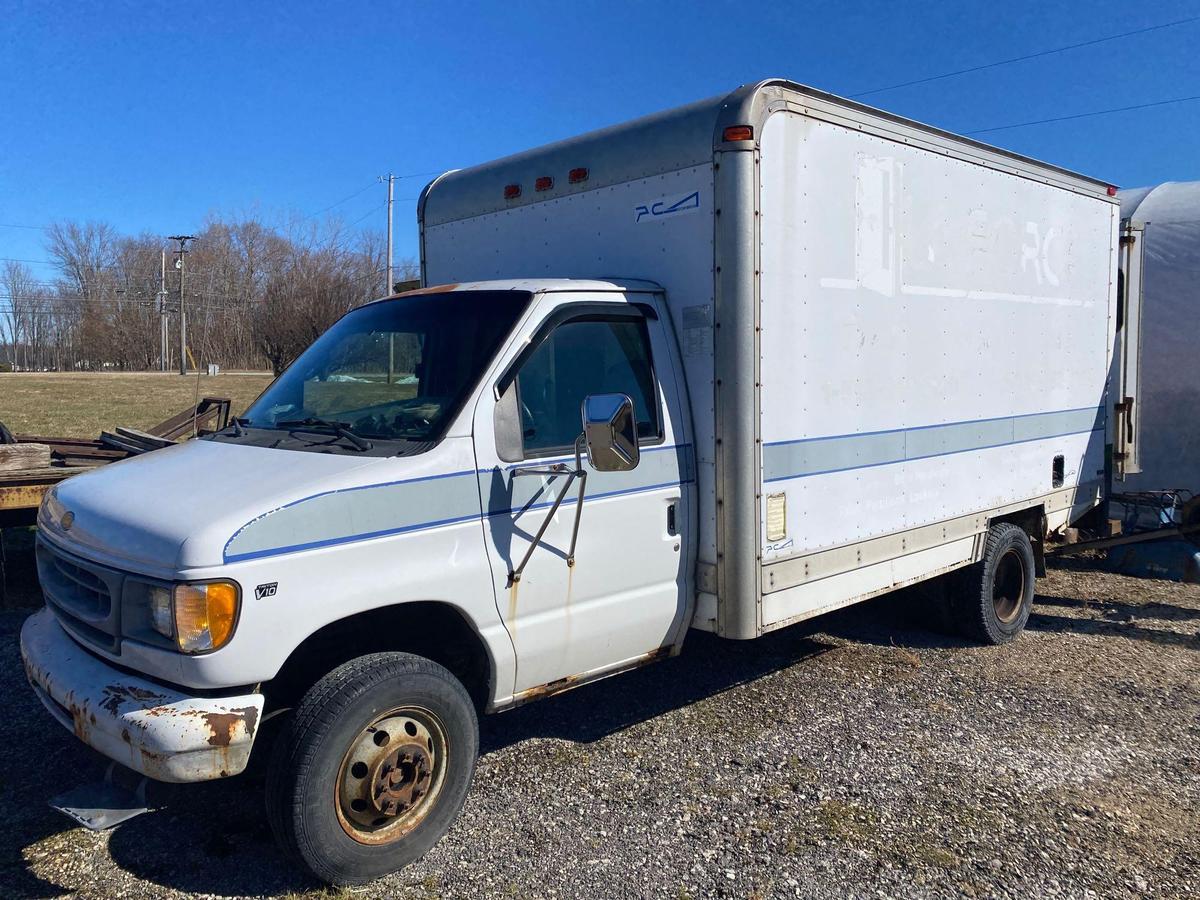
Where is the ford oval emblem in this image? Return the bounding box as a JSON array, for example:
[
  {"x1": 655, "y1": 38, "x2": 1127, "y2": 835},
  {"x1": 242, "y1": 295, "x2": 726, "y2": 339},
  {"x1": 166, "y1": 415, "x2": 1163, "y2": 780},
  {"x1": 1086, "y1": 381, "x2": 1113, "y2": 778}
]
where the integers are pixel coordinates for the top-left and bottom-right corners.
[{"x1": 60, "y1": 511, "x2": 74, "y2": 531}]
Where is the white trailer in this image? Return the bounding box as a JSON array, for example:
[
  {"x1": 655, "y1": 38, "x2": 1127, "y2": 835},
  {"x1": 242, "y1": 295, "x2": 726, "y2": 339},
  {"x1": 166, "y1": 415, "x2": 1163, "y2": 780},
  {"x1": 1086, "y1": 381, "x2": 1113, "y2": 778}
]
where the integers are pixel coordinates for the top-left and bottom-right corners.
[
  {"x1": 1117, "y1": 181, "x2": 1200, "y2": 498},
  {"x1": 22, "y1": 80, "x2": 1126, "y2": 884}
]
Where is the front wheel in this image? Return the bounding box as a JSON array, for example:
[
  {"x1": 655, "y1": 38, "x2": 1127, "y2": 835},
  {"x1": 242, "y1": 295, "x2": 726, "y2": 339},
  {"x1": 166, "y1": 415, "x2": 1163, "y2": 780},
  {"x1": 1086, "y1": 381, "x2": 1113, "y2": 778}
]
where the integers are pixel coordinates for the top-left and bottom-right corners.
[
  {"x1": 266, "y1": 652, "x2": 478, "y2": 885},
  {"x1": 955, "y1": 522, "x2": 1036, "y2": 645}
]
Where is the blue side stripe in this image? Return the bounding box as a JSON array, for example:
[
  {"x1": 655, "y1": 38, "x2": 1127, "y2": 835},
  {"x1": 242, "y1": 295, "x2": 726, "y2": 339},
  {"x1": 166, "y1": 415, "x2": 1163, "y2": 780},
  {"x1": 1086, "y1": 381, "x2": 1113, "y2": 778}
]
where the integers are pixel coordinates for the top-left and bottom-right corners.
[
  {"x1": 763, "y1": 428, "x2": 1102, "y2": 483},
  {"x1": 222, "y1": 444, "x2": 693, "y2": 563},
  {"x1": 763, "y1": 404, "x2": 1105, "y2": 483},
  {"x1": 224, "y1": 512, "x2": 484, "y2": 563},
  {"x1": 763, "y1": 406, "x2": 1103, "y2": 448}
]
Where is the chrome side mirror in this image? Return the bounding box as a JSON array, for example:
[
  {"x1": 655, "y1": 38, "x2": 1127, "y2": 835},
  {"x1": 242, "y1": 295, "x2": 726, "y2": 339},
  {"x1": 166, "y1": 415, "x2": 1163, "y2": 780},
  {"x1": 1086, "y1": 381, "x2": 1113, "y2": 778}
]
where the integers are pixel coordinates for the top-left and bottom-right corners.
[{"x1": 581, "y1": 393, "x2": 639, "y2": 472}]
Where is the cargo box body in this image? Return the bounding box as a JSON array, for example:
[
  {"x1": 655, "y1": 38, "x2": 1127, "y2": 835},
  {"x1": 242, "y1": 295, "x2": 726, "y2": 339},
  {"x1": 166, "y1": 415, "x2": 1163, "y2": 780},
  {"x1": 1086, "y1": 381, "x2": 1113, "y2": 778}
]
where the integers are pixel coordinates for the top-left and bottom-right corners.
[{"x1": 420, "y1": 80, "x2": 1120, "y2": 639}]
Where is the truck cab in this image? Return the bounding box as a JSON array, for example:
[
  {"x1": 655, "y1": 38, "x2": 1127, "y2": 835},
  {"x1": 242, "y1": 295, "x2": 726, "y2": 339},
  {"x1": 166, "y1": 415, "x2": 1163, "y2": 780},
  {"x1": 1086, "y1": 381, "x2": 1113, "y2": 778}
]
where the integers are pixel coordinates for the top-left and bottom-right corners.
[{"x1": 22, "y1": 278, "x2": 695, "y2": 881}]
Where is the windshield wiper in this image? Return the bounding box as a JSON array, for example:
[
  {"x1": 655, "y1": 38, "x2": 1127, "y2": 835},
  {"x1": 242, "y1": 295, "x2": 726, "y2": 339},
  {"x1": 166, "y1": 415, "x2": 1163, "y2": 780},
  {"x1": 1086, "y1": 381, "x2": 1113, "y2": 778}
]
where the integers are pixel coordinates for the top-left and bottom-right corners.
[{"x1": 276, "y1": 418, "x2": 374, "y2": 451}]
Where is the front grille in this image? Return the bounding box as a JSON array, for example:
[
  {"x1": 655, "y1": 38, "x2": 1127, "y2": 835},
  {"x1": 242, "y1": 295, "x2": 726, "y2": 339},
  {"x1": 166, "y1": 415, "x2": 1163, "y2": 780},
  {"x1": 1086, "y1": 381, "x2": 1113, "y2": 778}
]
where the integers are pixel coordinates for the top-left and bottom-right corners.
[{"x1": 36, "y1": 537, "x2": 125, "y2": 654}]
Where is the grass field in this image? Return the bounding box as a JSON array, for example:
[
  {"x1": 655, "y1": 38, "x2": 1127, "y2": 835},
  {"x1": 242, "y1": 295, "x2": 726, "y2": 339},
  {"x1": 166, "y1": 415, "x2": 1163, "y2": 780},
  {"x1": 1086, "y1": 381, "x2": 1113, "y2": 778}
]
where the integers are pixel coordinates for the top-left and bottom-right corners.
[{"x1": 0, "y1": 372, "x2": 275, "y2": 438}]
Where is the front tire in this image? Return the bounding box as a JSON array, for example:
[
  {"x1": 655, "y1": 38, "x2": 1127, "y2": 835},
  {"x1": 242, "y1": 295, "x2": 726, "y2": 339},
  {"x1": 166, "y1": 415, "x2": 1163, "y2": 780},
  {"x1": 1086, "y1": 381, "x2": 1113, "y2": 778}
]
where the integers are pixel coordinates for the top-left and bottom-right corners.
[
  {"x1": 955, "y1": 522, "x2": 1036, "y2": 645},
  {"x1": 266, "y1": 652, "x2": 478, "y2": 885}
]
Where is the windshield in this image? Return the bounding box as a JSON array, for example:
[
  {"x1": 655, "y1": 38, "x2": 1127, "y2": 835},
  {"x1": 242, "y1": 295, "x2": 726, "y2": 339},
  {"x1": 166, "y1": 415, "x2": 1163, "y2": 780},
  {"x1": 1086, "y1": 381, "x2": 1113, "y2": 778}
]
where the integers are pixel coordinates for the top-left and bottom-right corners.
[{"x1": 242, "y1": 290, "x2": 530, "y2": 445}]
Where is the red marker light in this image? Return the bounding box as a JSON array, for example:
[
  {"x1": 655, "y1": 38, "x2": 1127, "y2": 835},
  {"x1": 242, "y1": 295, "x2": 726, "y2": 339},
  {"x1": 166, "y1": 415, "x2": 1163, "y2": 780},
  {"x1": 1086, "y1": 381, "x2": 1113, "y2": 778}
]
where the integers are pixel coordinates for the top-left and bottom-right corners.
[
  {"x1": 1106, "y1": 185, "x2": 1119, "y2": 197},
  {"x1": 535, "y1": 176, "x2": 553, "y2": 192},
  {"x1": 504, "y1": 184, "x2": 521, "y2": 199},
  {"x1": 568, "y1": 167, "x2": 589, "y2": 184},
  {"x1": 723, "y1": 125, "x2": 754, "y2": 142}
]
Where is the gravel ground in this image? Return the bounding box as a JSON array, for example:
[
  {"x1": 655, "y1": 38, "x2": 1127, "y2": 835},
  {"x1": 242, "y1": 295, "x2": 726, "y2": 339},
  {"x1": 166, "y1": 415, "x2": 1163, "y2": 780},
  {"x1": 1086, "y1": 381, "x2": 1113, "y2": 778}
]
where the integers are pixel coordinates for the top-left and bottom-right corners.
[{"x1": 1, "y1": 559, "x2": 1197, "y2": 899}]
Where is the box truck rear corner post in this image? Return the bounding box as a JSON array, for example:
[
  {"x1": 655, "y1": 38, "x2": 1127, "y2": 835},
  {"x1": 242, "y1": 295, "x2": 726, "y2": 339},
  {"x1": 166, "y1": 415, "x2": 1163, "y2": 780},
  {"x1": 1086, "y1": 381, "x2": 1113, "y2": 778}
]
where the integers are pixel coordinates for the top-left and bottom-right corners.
[{"x1": 20, "y1": 79, "x2": 1140, "y2": 885}]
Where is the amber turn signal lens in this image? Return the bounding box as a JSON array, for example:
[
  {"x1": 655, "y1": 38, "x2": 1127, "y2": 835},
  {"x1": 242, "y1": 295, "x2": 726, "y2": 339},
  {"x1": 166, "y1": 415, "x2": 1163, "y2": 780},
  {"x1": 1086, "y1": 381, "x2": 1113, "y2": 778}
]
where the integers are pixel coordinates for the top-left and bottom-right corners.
[
  {"x1": 722, "y1": 125, "x2": 754, "y2": 142},
  {"x1": 174, "y1": 581, "x2": 240, "y2": 653}
]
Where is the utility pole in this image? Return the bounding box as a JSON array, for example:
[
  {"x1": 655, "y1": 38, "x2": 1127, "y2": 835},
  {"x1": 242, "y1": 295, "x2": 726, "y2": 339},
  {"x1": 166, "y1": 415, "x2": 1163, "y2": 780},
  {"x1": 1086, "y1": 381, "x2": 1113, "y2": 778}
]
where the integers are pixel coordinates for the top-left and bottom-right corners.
[
  {"x1": 380, "y1": 173, "x2": 394, "y2": 295},
  {"x1": 168, "y1": 235, "x2": 195, "y2": 375},
  {"x1": 157, "y1": 249, "x2": 168, "y2": 371}
]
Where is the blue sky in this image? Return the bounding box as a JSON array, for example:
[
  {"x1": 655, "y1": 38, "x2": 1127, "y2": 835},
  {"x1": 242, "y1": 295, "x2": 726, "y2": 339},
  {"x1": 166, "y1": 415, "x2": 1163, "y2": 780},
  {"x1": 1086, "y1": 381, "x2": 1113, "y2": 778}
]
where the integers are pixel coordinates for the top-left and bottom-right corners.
[{"x1": 1, "y1": 0, "x2": 1198, "y2": 282}]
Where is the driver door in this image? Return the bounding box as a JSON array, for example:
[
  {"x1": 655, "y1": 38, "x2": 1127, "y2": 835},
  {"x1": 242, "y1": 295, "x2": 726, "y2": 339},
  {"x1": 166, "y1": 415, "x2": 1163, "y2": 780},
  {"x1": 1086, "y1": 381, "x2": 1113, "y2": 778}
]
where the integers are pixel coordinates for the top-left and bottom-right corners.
[{"x1": 472, "y1": 293, "x2": 693, "y2": 695}]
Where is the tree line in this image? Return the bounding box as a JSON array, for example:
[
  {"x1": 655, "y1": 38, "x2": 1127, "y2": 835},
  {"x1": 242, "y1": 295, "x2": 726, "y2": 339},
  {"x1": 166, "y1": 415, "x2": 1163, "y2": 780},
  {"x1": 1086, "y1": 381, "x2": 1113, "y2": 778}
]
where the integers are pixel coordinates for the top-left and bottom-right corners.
[{"x1": 0, "y1": 215, "x2": 417, "y2": 375}]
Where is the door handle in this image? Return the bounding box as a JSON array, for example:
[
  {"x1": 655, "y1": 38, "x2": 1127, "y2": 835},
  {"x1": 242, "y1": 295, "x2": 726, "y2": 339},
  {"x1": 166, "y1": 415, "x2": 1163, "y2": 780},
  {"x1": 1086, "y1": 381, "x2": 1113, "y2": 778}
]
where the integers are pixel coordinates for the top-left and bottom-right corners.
[{"x1": 666, "y1": 501, "x2": 679, "y2": 537}]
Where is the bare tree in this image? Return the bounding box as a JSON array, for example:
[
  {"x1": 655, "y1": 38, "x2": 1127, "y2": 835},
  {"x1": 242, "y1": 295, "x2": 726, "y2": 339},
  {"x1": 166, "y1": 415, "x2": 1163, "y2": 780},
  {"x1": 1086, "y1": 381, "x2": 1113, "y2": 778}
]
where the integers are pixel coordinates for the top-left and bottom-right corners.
[{"x1": 17, "y1": 213, "x2": 406, "y2": 373}]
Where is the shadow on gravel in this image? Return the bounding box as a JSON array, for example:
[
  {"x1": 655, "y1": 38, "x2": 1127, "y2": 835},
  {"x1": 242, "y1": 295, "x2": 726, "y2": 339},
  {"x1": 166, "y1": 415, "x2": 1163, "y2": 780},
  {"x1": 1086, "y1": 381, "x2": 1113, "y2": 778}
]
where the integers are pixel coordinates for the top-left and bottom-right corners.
[
  {"x1": 102, "y1": 781, "x2": 314, "y2": 897},
  {"x1": 480, "y1": 623, "x2": 837, "y2": 754},
  {"x1": 812, "y1": 586, "x2": 971, "y2": 651},
  {"x1": 1028, "y1": 605, "x2": 1200, "y2": 650},
  {"x1": 1035, "y1": 593, "x2": 1200, "y2": 622},
  {"x1": 0, "y1": 528, "x2": 40, "y2": 610}
]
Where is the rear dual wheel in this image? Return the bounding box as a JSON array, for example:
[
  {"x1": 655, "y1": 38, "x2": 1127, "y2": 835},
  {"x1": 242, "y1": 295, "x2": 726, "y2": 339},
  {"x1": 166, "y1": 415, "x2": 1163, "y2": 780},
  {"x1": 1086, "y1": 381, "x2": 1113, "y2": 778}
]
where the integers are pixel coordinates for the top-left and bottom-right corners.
[
  {"x1": 955, "y1": 522, "x2": 1036, "y2": 645},
  {"x1": 266, "y1": 652, "x2": 478, "y2": 885}
]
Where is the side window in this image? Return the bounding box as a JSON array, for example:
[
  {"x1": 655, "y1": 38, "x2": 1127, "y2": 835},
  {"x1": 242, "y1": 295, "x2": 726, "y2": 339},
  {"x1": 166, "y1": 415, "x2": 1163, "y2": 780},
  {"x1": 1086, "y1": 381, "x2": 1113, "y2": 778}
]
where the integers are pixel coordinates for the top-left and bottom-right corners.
[{"x1": 516, "y1": 316, "x2": 662, "y2": 455}]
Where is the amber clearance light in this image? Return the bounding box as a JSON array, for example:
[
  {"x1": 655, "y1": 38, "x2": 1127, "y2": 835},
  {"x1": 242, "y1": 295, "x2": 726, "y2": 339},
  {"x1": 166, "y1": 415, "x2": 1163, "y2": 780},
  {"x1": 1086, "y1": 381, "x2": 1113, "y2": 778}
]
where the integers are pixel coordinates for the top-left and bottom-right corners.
[{"x1": 173, "y1": 581, "x2": 240, "y2": 653}]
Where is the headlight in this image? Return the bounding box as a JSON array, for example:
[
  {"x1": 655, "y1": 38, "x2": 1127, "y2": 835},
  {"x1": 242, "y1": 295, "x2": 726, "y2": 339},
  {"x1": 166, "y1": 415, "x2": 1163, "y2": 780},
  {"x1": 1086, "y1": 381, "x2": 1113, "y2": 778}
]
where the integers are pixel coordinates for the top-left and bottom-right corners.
[
  {"x1": 38, "y1": 486, "x2": 65, "y2": 530},
  {"x1": 147, "y1": 580, "x2": 241, "y2": 653},
  {"x1": 147, "y1": 585, "x2": 173, "y2": 637}
]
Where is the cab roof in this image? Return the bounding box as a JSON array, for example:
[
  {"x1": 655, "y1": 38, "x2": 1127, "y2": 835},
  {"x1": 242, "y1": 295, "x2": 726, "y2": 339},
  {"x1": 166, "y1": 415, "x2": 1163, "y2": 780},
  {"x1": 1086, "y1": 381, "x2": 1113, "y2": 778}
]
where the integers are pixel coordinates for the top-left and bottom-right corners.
[{"x1": 372, "y1": 277, "x2": 662, "y2": 303}]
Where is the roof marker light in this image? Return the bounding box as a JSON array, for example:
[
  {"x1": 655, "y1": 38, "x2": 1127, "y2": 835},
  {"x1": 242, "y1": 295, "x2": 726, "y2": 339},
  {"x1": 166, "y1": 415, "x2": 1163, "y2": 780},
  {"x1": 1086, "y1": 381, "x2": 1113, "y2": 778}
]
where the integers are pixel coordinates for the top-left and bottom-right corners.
[
  {"x1": 723, "y1": 125, "x2": 754, "y2": 142},
  {"x1": 1107, "y1": 185, "x2": 1119, "y2": 197},
  {"x1": 568, "y1": 167, "x2": 589, "y2": 184},
  {"x1": 535, "y1": 176, "x2": 553, "y2": 191},
  {"x1": 504, "y1": 184, "x2": 521, "y2": 199}
]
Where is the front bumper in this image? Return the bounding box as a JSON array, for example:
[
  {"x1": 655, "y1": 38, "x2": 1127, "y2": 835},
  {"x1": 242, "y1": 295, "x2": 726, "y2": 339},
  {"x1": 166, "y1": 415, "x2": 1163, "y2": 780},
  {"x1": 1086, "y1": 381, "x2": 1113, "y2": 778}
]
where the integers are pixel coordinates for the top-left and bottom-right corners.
[{"x1": 20, "y1": 608, "x2": 264, "y2": 783}]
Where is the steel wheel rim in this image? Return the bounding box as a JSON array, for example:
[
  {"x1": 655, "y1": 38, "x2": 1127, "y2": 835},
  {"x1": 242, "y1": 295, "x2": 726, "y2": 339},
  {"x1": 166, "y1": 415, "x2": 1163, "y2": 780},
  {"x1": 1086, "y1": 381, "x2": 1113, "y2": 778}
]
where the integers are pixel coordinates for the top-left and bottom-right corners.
[
  {"x1": 992, "y1": 548, "x2": 1025, "y2": 624},
  {"x1": 335, "y1": 706, "x2": 449, "y2": 845}
]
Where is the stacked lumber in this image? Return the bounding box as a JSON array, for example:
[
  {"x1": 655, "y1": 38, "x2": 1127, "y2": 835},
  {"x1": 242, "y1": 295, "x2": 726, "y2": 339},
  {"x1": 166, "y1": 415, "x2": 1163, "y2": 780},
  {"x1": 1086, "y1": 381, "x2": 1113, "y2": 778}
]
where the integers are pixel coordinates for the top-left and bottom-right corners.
[
  {"x1": 99, "y1": 427, "x2": 176, "y2": 455},
  {"x1": 0, "y1": 443, "x2": 51, "y2": 473}
]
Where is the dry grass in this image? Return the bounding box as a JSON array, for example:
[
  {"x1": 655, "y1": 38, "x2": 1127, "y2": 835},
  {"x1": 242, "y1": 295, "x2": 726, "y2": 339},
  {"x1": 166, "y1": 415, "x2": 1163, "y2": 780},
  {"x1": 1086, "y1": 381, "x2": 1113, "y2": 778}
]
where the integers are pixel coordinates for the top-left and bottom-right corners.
[{"x1": 0, "y1": 372, "x2": 274, "y2": 438}]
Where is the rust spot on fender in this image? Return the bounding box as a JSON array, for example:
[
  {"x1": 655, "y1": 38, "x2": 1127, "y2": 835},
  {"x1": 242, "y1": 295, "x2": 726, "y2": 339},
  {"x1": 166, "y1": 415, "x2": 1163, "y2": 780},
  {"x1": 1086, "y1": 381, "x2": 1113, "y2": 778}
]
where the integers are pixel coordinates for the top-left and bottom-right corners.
[
  {"x1": 201, "y1": 706, "x2": 259, "y2": 747},
  {"x1": 241, "y1": 705, "x2": 259, "y2": 739},
  {"x1": 99, "y1": 684, "x2": 168, "y2": 715}
]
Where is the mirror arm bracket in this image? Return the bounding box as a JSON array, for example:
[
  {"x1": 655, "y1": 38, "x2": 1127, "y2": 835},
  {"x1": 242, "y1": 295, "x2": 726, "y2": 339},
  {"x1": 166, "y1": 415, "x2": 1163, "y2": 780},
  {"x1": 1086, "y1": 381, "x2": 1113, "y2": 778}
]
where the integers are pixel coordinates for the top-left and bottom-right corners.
[{"x1": 507, "y1": 435, "x2": 588, "y2": 585}]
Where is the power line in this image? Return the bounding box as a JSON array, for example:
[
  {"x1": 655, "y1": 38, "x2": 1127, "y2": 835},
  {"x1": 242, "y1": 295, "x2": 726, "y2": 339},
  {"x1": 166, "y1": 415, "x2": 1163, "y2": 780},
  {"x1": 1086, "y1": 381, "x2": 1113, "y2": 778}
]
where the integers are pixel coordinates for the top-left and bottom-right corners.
[
  {"x1": 302, "y1": 171, "x2": 442, "y2": 222},
  {"x1": 346, "y1": 201, "x2": 387, "y2": 229},
  {"x1": 967, "y1": 94, "x2": 1200, "y2": 135},
  {"x1": 303, "y1": 180, "x2": 378, "y2": 219},
  {"x1": 851, "y1": 15, "x2": 1200, "y2": 97}
]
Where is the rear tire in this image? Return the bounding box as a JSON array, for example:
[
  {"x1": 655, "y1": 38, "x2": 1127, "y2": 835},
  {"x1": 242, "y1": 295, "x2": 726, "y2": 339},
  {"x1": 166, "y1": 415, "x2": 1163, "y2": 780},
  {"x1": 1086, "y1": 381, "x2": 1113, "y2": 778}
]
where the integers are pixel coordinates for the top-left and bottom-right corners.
[
  {"x1": 266, "y1": 652, "x2": 478, "y2": 885},
  {"x1": 955, "y1": 522, "x2": 1036, "y2": 645}
]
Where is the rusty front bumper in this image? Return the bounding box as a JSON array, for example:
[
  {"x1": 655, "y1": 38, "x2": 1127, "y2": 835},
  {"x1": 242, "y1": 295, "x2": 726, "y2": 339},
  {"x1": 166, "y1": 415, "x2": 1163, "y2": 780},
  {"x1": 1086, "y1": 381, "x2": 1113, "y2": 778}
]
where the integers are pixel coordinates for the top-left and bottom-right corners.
[{"x1": 20, "y1": 608, "x2": 264, "y2": 783}]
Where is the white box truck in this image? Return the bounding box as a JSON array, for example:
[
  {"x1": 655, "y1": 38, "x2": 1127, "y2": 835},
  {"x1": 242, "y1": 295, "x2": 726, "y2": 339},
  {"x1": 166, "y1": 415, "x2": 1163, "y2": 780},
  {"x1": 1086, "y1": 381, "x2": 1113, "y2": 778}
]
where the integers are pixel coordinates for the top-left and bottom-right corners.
[{"x1": 20, "y1": 80, "x2": 1132, "y2": 884}]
